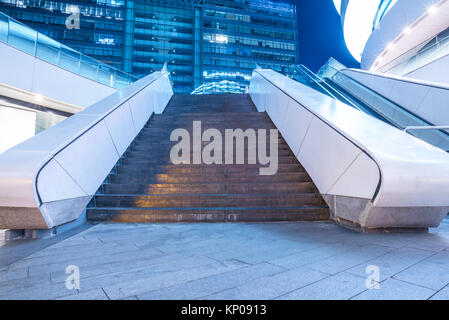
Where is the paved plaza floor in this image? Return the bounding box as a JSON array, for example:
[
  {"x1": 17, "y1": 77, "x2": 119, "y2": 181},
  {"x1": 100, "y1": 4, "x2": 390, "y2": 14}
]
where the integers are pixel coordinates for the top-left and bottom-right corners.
[{"x1": 1, "y1": 219, "x2": 449, "y2": 300}]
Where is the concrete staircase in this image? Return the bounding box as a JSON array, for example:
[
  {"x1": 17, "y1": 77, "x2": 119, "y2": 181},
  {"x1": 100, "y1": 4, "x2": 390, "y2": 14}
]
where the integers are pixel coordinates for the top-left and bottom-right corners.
[{"x1": 87, "y1": 94, "x2": 330, "y2": 222}]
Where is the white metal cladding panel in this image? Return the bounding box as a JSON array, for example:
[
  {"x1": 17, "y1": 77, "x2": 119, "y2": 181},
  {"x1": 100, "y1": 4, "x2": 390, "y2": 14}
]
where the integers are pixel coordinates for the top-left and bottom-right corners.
[
  {"x1": 159, "y1": 74, "x2": 174, "y2": 113},
  {"x1": 297, "y1": 117, "x2": 363, "y2": 195},
  {"x1": 128, "y1": 86, "x2": 152, "y2": 132},
  {"x1": 148, "y1": 77, "x2": 162, "y2": 115},
  {"x1": 265, "y1": 86, "x2": 291, "y2": 128},
  {"x1": 249, "y1": 68, "x2": 449, "y2": 232},
  {"x1": 374, "y1": 145, "x2": 449, "y2": 207},
  {"x1": 264, "y1": 81, "x2": 278, "y2": 116},
  {"x1": 386, "y1": 78, "x2": 431, "y2": 115},
  {"x1": 0, "y1": 70, "x2": 173, "y2": 229},
  {"x1": 328, "y1": 152, "x2": 380, "y2": 199},
  {"x1": 104, "y1": 102, "x2": 136, "y2": 157},
  {"x1": 406, "y1": 55, "x2": 449, "y2": 85},
  {"x1": 249, "y1": 71, "x2": 265, "y2": 112},
  {"x1": 0, "y1": 42, "x2": 34, "y2": 91},
  {"x1": 251, "y1": 69, "x2": 381, "y2": 199},
  {"x1": 53, "y1": 120, "x2": 120, "y2": 196},
  {"x1": 158, "y1": 77, "x2": 169, "y2": 113},
  {"x1": 0, "y1": 149, "x2": 47, "y2": 207},
  {"x1": 417, "y1": 87, "x2": 449, "y2": 127},
  {"x1": 279, "y1": 99, "x2": 314, "y2": 157},
  {"x1": 37, "y1": 159, "x2": 88, "y2": 203}
]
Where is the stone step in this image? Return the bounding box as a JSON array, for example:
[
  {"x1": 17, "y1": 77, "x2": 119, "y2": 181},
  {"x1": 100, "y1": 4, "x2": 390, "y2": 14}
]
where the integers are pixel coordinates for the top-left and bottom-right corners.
[
  {"x1": 151, "y1": 114, "x2": 268, "y2": 120},
  {"x1": 134, "y1": 135, "x2": 287, "y2": 143},
  {"x1": 109, "y1": 172, "x2": 310, "y2": 184},
  {"x1": 93, "y1": 193, "x2": 327, "y2": 208},
  {"x1": 123, "y1": 149, "x2": 294, "y2": 158},
  {"x1": 129, "y1": 142, "x2": 292, "y2": 151},
  {"x1": 120, "y1": 155, "x2": 300, "y2": 165},
  {"x1": 116, "y1": 164, "x2": 305, "y2": 175},
  {"x1": 102, "y1": 181, "x2": 317, "y2": 195},
  {"x1": 87, "y1": 206, "x2": 330, "y2": 223}
]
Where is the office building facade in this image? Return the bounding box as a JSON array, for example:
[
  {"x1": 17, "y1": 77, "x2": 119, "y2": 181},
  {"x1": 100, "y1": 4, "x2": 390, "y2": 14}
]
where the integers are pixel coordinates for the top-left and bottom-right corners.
[{"x1": 0, "y1": 0, "x2": 299, "y2": 93}]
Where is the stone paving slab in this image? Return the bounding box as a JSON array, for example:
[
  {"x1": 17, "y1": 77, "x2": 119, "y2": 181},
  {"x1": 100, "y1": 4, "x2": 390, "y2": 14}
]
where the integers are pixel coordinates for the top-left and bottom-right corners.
[
  {"x1": 352, "y1": 278, "x2": 435, "y2": 300},
  {"x1": 1, "y1": 221, "x2": 449, "y2": 300},
  {"x1": 201, "y1": 266, "x2": 328, "y2": 300},
  {"x1": 137, "y1": 263, "x2": 286, "y2": 300}
]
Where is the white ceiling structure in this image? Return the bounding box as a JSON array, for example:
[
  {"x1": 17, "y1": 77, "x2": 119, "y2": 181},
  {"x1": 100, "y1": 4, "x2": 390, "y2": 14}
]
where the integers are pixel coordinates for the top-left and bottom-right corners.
[
  {"x1": 365, "y1": 0, "x2": 449, "y2": 71},
  {"x1": 333, "y1": 0, "x2": 449, "y2": 72}
]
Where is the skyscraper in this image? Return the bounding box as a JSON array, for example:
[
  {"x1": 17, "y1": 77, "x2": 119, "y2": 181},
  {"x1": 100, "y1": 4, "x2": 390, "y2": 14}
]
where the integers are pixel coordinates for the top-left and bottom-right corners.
[{"x1": 0, "y1": 0, "x2": 299, "y2": 93}]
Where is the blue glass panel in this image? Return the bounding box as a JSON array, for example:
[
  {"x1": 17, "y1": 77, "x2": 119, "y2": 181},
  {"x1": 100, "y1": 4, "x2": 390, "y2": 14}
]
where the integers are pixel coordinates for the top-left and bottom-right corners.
[
  {"x1": 98, "y1": 65, "x2": 113, "y2": 86},
  {"x1": 36, "y1": 33, "x2": 61, "y2": 65},
  {"x1": 0, "y1": 13, "x2": 8, "y2": 43},
  {"x1": 7, "y1": 19, "x2": 37, "y2": 55},
  {"x1": 59, "y1": 46, "x2": 81, "y2": 74},
  {"x1": 79, "y1": 55, "x2": 99, "y2": 81}
]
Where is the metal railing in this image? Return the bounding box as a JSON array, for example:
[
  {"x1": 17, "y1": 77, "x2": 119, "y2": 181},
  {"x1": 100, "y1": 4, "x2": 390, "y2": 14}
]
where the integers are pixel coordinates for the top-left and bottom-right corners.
[
  {"x1": 295, "y1": 61, "x2": 449, "y2": 151},
  {"x1": 404, "y1": 126, "x2": 449, "y2": 133},
  {"x1": 0, "y1": 11, "x2": 138, "y2": 89}
]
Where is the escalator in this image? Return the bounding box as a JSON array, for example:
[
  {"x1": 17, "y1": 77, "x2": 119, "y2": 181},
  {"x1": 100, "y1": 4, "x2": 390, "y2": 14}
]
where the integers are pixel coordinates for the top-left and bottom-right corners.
[
  {"x1": 289, "y1": 64, "x2": 449, "y2": 152},
  {"x1": 292, "y1": 65, "x2": 391, "y2": 125}
]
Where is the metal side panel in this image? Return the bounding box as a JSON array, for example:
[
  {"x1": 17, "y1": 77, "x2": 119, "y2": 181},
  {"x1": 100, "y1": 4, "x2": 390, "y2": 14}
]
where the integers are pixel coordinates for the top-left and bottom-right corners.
[{"x1": 0, "y1": 70, "x2": 173, "y2": 229}]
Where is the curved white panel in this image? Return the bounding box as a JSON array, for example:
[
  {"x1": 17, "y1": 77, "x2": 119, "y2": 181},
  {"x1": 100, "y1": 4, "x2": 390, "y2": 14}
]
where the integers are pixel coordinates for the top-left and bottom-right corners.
[
  {"x1": 249, "y1": 68, "x2": 449, "y2": 230},
  {"x1": 297, "y1": 117, "x2": 362, "y2": 194},
  {"x1": 54, "y1": 121, "x2": 119, "y2": 195},
  {"x1": 279, "y1": 99, "x2": 314, "y2": 156},
  {"x1": 37, "y1": 159, "x2": 87, "y2": 203},
  {"x1": 328, "y1": 152, "x2": 380, "y2": 199},
  {"x1": 128, "y1": 87, "x2": 152, "y2": 132},
  {"x1": 104, "y1": 103, "x2": 136, "y2": 157},
  {"x1": 0, "y1": 70, "x2": 173, "y2": 229}
]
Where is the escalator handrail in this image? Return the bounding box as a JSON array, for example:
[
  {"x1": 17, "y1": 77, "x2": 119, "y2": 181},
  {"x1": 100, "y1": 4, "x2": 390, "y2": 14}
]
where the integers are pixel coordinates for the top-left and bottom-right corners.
[
  {"x1": 333, "y1": 69, "x2": 447, "y2": 132},
  {"x1": 294, "y1": 65, "x2": 364, "y2": 113}
]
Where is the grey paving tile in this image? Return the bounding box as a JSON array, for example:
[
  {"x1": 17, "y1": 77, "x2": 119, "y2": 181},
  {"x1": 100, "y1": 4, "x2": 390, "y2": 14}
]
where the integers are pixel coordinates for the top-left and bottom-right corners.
[
  {"x1": 201, "y1": 266, "x2": 328, "y2": 300},
  {"x1": 276, "y1": 272, "x2": 368, "y2": 300},
  {"x1": 394, "y1": 251, "x2": 449, "y2": 290},
  {"x1": 404, "y1": 234, "x2": 449, "y2": 252},
  {"x1": 104, "y1": 259, "x2": 248, "y2": 299},
  {"x1": 0, "y1": 267, "x2": 28, "y2": 283},
  {"x1": 27, "y1": 240, "x2": 114, "y2": 259},
  {"x1": 352, "y1": 278, "x2": 435, "y2": 300},
  {"x1": 234, "y1": 241, "x2": 320, "y2": 265},
  {"x1": 9, "y1": 243, "x2": 141, "y2": 269},
  {"x1": 0, "y1": 281, "x2": 77, "y2": 300},
  {"x1": 56, "y1": 288, "x2": 109, "y2": 300},
  {"x1": 307, "y1": 245, "x2": 392, "y2": 275},
  {"x1": 120, "y1": 295, "x2": 139, "y2": 300},
  {"x1": 346, "y1": 247, "x2": 434, "y2": 281},
  {"x1": 2, "y1": 221, "x2": 449, "y2": 300},
  {"x1": 27, "y1": 247, "x2": 162, "y2": 277},
  {"x1": 269, "y1": 243, "x2": 357, "y2": 269},
  {"x1": 0, "y1": 273, "x2": 51, "y2": 295},
  {"x1": 430, "y1": 285, "x2": 449, "y2": 300},
  {"x1": 137, "y1": 263, "x2": 286, "y2": 300},
  {"x1": 49, "y1": 250, "x2": 168, "y2": 283},
  {"x1": 78, "y1": 255, "x2": 224, "y2": 293}
]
